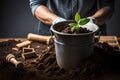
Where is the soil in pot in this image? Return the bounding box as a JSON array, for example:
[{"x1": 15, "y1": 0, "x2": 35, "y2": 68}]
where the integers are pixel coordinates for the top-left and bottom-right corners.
[{"x1": 61, "y1": 25, "x2": 92, "y2": 34}]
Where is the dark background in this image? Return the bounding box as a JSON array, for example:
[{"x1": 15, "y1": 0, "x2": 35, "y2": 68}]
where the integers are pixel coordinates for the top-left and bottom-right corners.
[{"x1": 0, "y1": 0, "x2": 120, "y2": 38}]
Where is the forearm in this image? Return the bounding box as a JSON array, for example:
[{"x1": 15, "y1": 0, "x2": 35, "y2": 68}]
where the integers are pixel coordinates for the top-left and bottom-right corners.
[
  {"x1": 92, "y1": 7, "x2": 113, "y2": 26},
  {"x1": 35, "y1": 5, "x2": 59, "y2": 25}
]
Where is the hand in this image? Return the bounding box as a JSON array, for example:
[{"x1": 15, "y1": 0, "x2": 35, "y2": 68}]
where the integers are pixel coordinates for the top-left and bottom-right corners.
[
  {"x1": 52, "y1": 17, "x2": 66, "y2": 25},
  {"x1": 87, "y1": 17, "x2": 97, "y2": 24}
]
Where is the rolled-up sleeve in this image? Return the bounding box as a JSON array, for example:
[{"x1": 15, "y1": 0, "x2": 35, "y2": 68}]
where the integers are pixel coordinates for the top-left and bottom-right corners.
[{"x1": 29, "y1": 0, "x2": 47, "y2": 16}]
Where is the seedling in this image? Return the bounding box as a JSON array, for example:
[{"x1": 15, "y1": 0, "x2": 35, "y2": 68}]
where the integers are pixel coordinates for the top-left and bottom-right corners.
[{"x1": 69, "y1": 12, "x2": 90, "y2": 32}]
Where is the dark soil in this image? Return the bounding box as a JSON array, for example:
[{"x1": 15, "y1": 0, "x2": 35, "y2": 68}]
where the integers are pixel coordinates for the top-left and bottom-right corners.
[
  {"x1": 0, "y1": 39, "x2": 120, "y2": 80},
  {"x1": 61, "y1": 26, "x2": 92, "y2": 34}
]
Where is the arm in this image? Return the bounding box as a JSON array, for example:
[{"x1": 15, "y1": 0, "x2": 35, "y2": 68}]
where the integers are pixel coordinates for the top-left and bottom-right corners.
[
  {"x1": 91, "y1": 0, "x2": 115, "y2": 26},
  {"x1": 29, "y1": 0, "x2": 60, "y2": 25},
  {"x1": 92, "y1": 7, "x2": 113, "y2": 26},
  {"x1": 35, "y1": 5, "x2": 59, "y2": 25}
]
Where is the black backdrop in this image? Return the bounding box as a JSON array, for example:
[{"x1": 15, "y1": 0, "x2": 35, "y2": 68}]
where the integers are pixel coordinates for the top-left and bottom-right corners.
[{"x1": 0, "y1": 0, "x2": 120, "y2": 38}]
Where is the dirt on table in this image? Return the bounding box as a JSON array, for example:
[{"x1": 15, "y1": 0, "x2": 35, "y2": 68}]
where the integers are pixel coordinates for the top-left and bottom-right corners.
[{"x1": 0, "y1": 39, "x2": 120, "y2": 80}]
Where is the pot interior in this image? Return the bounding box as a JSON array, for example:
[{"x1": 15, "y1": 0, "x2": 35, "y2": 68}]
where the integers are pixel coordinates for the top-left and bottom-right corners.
[
  {"x1": 51, "y1": 20, "x2": 99, "y2": 34},
  {"x1": 52, "y1": 20, "x2": 75, "y2": 32}
]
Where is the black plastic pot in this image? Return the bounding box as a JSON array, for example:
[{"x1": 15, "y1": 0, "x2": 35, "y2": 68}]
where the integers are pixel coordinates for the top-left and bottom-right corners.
[{"x1": 51, "y1": 20, "x2": 99, "y2": 71}]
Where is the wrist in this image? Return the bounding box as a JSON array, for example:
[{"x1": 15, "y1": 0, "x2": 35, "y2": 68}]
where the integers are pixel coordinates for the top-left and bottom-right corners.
[
  {"x1": 52, "y1": 17, "x2": 66, "y2": 25},
  {"x1": 87, "y1": 17, "x2": 97, "y2": 24}
]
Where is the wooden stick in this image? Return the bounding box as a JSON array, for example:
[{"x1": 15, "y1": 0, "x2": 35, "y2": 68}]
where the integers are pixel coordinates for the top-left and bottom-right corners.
[
  {"x1": 27, "y1": 33, "x2": 53, "y2": 45},
  {"x1": 16, "y1": 40, "x2": 32, "y2": 48}
]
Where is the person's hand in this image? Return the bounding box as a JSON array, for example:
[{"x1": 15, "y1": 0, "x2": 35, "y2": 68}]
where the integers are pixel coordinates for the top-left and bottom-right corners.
[
  {"x1": 87, "y1": 17, "x2": 97, "y2": 24},
  {"x1": 52, "y1": 17, "x2": 66, "y2": 25}
]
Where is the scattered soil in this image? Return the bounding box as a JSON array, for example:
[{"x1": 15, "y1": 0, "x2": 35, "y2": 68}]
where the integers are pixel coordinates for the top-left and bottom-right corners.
[
  {"x1": 0, "y1": 39, "x2": 120, "y2": 80},
  {"x1": 61, "y1": 26, "x2": 92, "y2": 34}
]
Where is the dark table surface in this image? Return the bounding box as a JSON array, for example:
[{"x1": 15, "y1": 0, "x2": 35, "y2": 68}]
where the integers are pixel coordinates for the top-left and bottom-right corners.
[{"x1": 0, "y1": 36, "x2": 120, "y2": 80}]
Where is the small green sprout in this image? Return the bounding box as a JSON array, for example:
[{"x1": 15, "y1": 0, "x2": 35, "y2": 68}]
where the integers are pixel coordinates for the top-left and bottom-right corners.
[{"x1": 69, "y1": 12, "x2": 90, "y2": 32}]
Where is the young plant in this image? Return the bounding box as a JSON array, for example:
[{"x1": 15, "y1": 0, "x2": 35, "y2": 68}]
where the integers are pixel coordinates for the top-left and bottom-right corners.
[{"x1": 69, "y1": 12, "x2": 90, "y2": 32}]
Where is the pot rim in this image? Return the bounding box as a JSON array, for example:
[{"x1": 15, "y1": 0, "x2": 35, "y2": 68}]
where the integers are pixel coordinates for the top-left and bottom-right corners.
[{"x1": 51, "y1": 20, "x2": 99, "y2": 36}]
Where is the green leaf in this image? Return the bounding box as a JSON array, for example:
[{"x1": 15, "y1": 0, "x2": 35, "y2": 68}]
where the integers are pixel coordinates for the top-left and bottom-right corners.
[
  {"x1": 71, "y1": 27, "x2": 76, "y2": 32},
  {"x1": 79, "y1": 18, "x2": 90, "y2": 25},
  {"x1": 75, "y1": 12, "x2": 81, "y2": 23},
  {"x1": 69, "y1": 23, "x2": 77, "y2": 27},
  {"x1": 75, "y1": 25, "x2": 80, "y2": 30}
]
